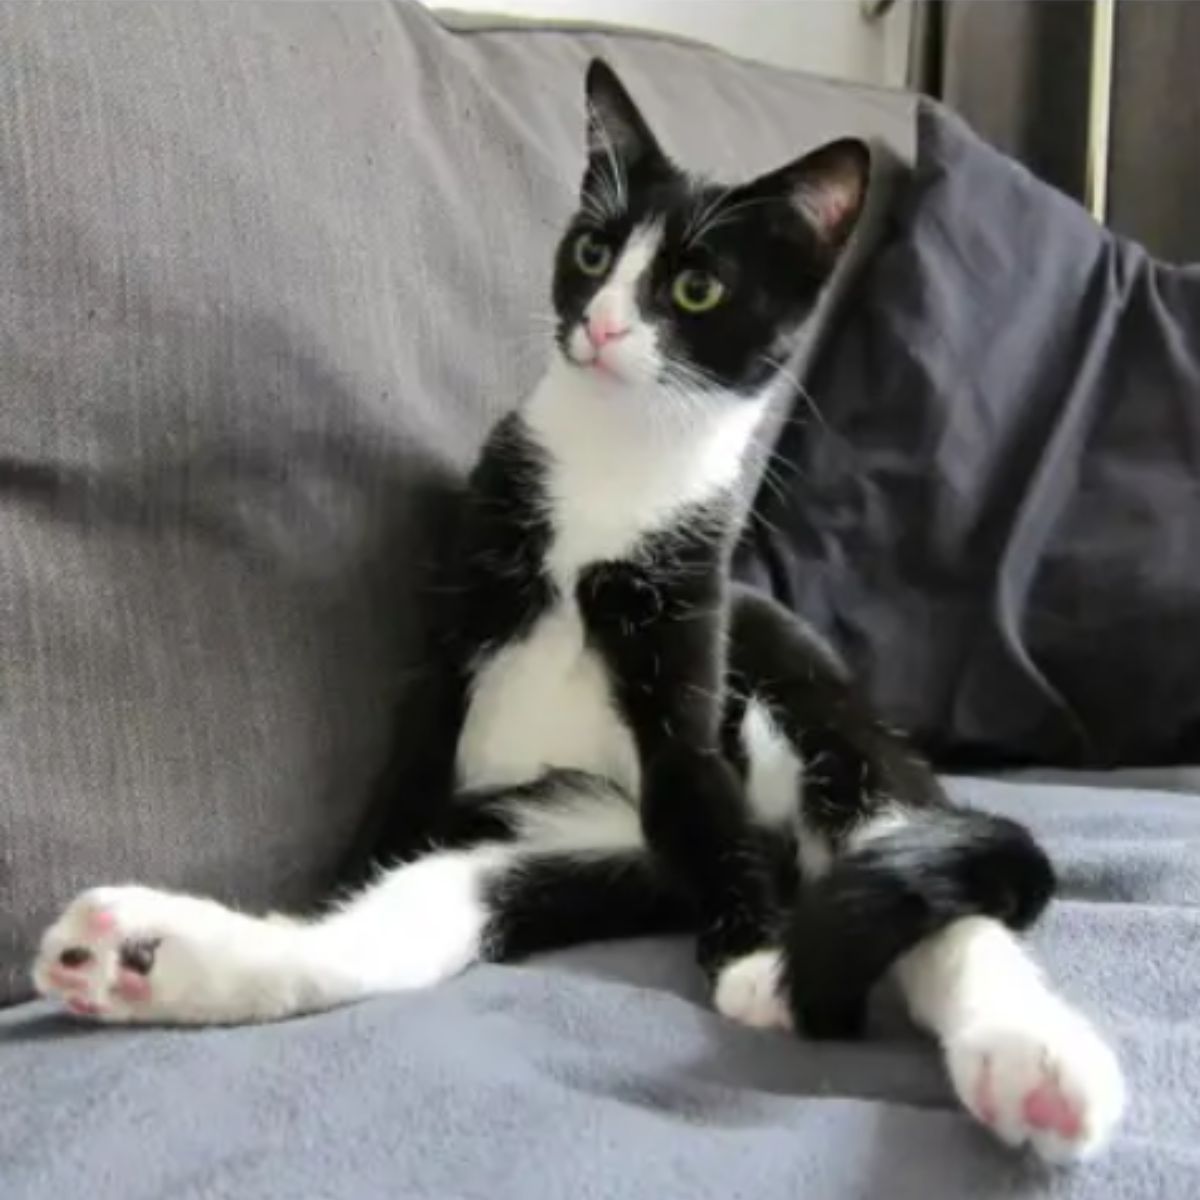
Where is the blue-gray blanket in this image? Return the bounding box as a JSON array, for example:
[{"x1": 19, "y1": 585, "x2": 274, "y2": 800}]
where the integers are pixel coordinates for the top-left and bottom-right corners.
[{"x1": 2, "y1": 776, "x2": 1197, "y2": 1199}]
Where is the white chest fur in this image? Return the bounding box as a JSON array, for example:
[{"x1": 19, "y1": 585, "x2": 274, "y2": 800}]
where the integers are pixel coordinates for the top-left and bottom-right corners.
[
  {"x1": 454, "y1": 362, "x2": 768, "y2": 796},
  {"x1": 455, "y1": 597, "x2": 640, "y2": 794}
]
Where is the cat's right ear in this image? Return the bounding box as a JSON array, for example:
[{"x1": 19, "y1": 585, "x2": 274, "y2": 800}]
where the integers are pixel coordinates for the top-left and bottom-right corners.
[{"x1": 584, "y1": 60, "x2": 664, "y2": 178}]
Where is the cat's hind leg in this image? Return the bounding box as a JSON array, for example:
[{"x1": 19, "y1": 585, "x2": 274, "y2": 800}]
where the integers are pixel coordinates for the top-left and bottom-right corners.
[
  {"x1": 33, "y1": 847, "x2": 512, "y2": 1025},
  {"x1": 712, "y1": 910, "x2": 1126, "y2": 1163},
  {"x1": 894, "y1": 916, "x2": 1125, "y2": 1163},
  {"x1": 34, "y1": 772, "x2": 694, "y2": 1026},
  {"x1": 781, "y1": 802, "x2": 1124, "y2": 1161},
  {"x1": 721, "y1": 585, "x2": 1057, "y2": 1037},
  {"x1": 717, "y1": 588, "x2": 1124, "y2": 1161}
]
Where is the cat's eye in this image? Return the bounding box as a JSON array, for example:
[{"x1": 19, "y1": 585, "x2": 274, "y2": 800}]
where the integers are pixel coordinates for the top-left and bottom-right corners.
[
  {"x1": 672, "y1": 269, "x2": 726, "y2": 314},
  {"x1": 573, "y1": 231, "x2": 613, "y2": 277}
]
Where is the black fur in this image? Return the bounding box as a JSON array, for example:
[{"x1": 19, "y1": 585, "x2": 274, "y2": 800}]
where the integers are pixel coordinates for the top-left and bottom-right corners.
[
  {"x1": 786, "y1": 813, "x2": 1055, "y2": 1037},
  {"x1": 451, "y1": 411, "x2": 558, "y2": 657},
  {"x1": 484, "y1": 852, "x2": 696, "y2": 962},
  {"x1": 577, "y1": 508, "x2": 775, "y2": 966}
]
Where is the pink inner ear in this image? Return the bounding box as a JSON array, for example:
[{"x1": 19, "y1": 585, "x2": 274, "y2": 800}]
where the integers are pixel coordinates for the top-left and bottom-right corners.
[
  {"x1": 798, "y1": 177, "x2": 863, "y2": 243},
  {"x1": 818, "y1": 188, "x2": 855, "y2": 230}
]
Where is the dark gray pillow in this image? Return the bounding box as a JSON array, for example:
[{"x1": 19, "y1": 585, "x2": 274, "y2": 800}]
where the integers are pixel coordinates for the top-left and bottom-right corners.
[{"x1": 740, "y1": 100, "x2": 1200, "y2": 768}]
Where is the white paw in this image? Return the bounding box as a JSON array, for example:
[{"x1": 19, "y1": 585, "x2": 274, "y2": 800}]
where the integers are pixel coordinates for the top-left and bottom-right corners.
[
  {"x1": 946, "y1": 1001, "x2": 1126, "y2": 1164},
  {"x1": 713, "y1": 949, "x2": 793, "y2": 1032},
  {"x1": 32, "y1": 885, "x2": 256, "y2": 1025}
]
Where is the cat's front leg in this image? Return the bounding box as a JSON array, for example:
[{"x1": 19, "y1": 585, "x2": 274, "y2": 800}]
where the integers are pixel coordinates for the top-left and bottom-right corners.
[
  {"x1": 576, "y1": 561, "x2": 775, "y2": 976},
  {"x1": 640, "y1": 744, "x2": 774, "y2": 971}
]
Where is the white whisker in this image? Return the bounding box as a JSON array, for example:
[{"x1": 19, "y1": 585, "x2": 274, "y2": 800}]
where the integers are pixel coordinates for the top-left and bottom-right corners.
[
  {"x1": 683, "y1": 183, "x2": 735, "y2": 246},
  {"x1": 759, "y1": 353, "x2": 831, "y2": 434},
  {"x1": 585, "y1": 103, "x2": 628, "y2": 221},
  {"x1": 687, "y1": 193, "x2": 780, "y2": 248}
]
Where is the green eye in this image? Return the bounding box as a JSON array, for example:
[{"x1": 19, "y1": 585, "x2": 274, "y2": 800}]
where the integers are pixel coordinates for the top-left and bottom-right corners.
[
  {"x1": 672, "y1": 269, "x2": 726, "y2": 314},
  {"x1": 573, "y1": 231, "x2": 613, "y2": 277}
]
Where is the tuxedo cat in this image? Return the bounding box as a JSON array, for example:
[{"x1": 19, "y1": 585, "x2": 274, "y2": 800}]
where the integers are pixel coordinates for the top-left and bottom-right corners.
[{"x1": 34, "y1": 61, "x2": 1123, "y2": 1164}]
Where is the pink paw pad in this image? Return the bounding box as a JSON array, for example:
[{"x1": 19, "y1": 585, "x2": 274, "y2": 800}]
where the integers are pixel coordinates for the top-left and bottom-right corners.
[
  {"x1": 1023, "y1": 1080, "x2": 1083, "y2": 1139},
  {"x1": 46, "y1": 964, "x2": 88, "y2": 992},
  {"x1": 115, "y1": 970, "x2": 152, "y2": 1003},
  {"x1": 85, "y1": 909, "x2": 116, "y2": 937}
]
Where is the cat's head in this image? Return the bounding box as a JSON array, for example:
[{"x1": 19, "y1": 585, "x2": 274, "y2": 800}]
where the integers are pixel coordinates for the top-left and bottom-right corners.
[{"x1": 551, "y1": 61, "x2": 869, "y2": 403}]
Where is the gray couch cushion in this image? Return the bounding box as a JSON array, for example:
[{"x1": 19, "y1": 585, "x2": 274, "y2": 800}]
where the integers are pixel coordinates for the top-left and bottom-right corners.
[
  {"x1": 3, "y1": 775, "x2": 1195, "y2": 1198},
  {"x1": 0, "y1": 1, "x2": 915, "y2": 1004}
]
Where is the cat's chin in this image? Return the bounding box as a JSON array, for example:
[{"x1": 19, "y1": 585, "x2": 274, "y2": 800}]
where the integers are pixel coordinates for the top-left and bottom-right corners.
[{"x1": 545, "y1": 352, "x2": 748, "y2": 447}]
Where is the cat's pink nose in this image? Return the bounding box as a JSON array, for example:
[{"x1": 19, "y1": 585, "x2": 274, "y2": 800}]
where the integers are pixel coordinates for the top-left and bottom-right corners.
[{"x1": 586, "y1": 316, "x2": 630, "y2": 348}]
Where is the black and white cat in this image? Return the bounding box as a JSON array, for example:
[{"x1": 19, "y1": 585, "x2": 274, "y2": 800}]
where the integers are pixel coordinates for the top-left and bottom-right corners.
[{"x1": 34, "y1": 62, "x2": 1123, "y2": 1164}]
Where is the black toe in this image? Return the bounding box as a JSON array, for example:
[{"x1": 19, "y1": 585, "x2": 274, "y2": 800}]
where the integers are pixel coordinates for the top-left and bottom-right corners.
[{"x1": 119, "y1": 937, "x2": 162, "y2": 975}]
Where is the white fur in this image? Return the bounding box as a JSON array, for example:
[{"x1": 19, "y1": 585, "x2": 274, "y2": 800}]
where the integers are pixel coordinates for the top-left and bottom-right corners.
[
  {"x1": 893, "y1": 916, "x2": 1126, "y2": 1163},
  {"x1": 847, "y1": 808, "x2": 910, "y2": 850},
  {"x1": 713, "y1": 948, "x2": 792, "y2": 1031},
  {"x1": 528, "y1": 361, "x2": 767, "y2": 581},
  {"x1": 740, "y1": 699, "x2": 834, "y2": 880},
  {"x1": 795, "y1": 822, "x2": 834, "y2": 881},
  {"x1": 311, "y1": 849, "x2": 508, "y2": 991},
  {"x1": 456, "y1": 602, "x2": 639, "y2": 793},
  {"x1": 741, "y1": 699, "x2": 801, "y2": 829},
  {"x1": 565, "y1": 221, "x2": 662, "y2": 378},
  {"x1": 512, "y1": 781, "x2": 642, "y2": 858},
  {"x1": 587, "y1": 221, "x2": 660, "y2": 337}
]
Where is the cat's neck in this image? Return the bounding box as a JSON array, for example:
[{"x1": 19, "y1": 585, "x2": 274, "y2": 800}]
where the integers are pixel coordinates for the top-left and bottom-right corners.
[{"x1": 522, "y1": 356, "x2": 770, "y2": 579}]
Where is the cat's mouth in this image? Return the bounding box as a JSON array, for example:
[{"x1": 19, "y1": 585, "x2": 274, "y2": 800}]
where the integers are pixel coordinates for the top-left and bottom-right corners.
[
  {"x1": 562, "y1": 341, "x2": 628, "y2": 382},
  {"x1": 570, "y1": 349, "x2": 622, "y2": 379}
]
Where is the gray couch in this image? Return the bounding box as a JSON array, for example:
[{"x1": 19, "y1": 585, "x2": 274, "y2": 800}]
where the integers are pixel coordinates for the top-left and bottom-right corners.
[{"x1": 2, "y1": 5, "x2": 1196, "y2": 1198}]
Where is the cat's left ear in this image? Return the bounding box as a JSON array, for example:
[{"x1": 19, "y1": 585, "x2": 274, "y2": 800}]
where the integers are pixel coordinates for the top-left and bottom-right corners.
[
  {"x1": 585, "y1": 59, "x2": 664, "y2": 172},
  {"x1": 751, "y1": 138, "x2": 871, "y2": 250}
]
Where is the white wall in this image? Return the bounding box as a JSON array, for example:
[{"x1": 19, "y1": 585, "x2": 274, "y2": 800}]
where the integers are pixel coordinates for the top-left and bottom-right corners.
[{"x1": 425, "y1": 0, "x2": 911, "y2": 88}]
